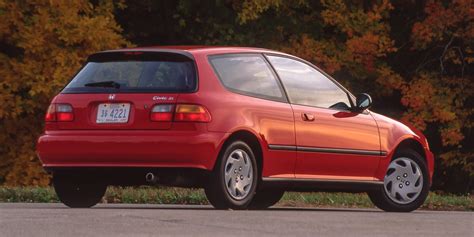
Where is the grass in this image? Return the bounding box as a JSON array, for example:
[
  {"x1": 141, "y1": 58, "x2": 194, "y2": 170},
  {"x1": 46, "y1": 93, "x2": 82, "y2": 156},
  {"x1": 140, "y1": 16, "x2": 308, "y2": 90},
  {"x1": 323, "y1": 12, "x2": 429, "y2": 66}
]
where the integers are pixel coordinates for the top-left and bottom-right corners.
[{"x1": 0, "y1": 186, "x2": 472, "y2": 211}]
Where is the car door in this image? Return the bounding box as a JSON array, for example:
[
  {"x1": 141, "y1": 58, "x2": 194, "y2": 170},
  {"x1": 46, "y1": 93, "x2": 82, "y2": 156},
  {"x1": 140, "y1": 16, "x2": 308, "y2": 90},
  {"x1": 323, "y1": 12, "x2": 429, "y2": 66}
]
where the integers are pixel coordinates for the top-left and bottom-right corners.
[
  {"x1": 207, "y1": 54, "x2": 297, "y2": 178},
  {"x1": 266, "y1": 55, "x2": 382, "y2": 181}
]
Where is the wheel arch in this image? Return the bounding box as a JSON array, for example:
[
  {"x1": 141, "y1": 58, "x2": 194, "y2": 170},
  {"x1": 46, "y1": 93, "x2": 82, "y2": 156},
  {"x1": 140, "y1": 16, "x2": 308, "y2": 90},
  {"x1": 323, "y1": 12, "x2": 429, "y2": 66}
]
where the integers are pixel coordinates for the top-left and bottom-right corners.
[
  {"x1": 214, "y1": 130, "x2": 264, "y2": 177},
  {"x1": 393, "y1": 138, "x2": 426, "y2": 163},
  {"x1": 375, "y1": 136, "x2": 432, "y2": 181}
]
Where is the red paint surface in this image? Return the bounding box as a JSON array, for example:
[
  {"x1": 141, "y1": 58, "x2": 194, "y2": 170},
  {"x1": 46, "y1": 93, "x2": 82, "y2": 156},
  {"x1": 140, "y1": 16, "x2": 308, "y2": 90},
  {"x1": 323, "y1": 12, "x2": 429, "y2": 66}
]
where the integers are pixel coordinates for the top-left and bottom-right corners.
[
  {"x1": 292, "y1": 106, "x2": 380, "y2": 180},
  {"x1": 37, "y1": 46, "x2": 434, "y2": 183}
]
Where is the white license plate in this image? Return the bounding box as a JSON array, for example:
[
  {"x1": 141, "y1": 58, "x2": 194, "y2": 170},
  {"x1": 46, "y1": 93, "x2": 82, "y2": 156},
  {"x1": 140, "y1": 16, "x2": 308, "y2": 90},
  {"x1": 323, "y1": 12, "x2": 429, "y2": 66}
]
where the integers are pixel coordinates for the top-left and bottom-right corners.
[{"x1": 96, "y1": 103, "x2": 130, "y2": 124}]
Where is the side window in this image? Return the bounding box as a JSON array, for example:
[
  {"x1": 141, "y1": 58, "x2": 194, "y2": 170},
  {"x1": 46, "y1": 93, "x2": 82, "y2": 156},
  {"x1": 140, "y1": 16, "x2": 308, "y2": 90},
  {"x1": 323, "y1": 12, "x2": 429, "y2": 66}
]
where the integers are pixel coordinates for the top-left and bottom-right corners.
[
  {"x1": 267, "y1": 56, "x2": 350, "y2": 109},
  {"x1": 209, "y1": 54, "x2": 285, "y2": 102}
]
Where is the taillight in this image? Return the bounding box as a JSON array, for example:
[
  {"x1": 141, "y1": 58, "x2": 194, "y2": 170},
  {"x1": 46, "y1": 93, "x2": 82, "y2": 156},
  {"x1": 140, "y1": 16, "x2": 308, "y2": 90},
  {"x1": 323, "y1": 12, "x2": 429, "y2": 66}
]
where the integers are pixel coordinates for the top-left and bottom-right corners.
[
  {"x1": 45, "y1": 104, "x2": 74, "y2": 122},
  {"x1": 56, "y1": 104, "x2": 74, "y2": 121},
  {"x1": 150, "y1": 104, "x2": 174, "y2": 122},
  {"x1": 150, "y1": 104, "x2": 211, "y2": 122},
  {"x1": 45, "y1": 104, "x2": 56, "y2": 122},
  {"x1": 174, "y1": 104, "x2": 211, "y2": 122}
]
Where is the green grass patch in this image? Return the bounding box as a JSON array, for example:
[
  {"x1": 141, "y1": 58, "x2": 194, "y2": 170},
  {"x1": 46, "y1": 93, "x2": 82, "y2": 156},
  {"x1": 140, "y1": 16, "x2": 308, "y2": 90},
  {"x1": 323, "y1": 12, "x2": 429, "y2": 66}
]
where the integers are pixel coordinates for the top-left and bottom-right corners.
[{"x1": 0, "y1": 186, "x2": 472, "y2": 211}]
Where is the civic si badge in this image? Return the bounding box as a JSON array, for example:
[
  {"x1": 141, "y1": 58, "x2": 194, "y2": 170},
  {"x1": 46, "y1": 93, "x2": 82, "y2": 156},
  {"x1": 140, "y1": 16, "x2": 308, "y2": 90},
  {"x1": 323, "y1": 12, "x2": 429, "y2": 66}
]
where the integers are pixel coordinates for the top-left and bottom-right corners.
[{"x1": 108, "y1": 94, "x2": 116, "y2": 100}]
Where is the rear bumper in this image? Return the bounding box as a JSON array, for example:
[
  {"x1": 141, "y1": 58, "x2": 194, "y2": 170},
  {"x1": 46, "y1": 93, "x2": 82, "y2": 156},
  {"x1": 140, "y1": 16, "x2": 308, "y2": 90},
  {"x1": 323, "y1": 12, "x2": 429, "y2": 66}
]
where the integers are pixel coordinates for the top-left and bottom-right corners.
[{"x1": 37, "y1": 130, "x2": 228, "y2": 170}]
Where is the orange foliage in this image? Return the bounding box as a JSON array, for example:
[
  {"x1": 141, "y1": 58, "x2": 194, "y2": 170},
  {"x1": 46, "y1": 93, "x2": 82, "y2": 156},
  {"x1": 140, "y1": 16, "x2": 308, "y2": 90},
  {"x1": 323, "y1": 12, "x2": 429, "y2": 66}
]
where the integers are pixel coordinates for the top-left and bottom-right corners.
[
  {"x1": 0, "y1": 0, "x2": 130, "y2": 186},
  {"x1": 411, "y1": 0, "x2": 473, "y2": 50},
  {"x1": 405, "y1": 0, "x2": 473, "y2": 159},
  {"x1": 0, "y1": 0, "x2": 472, "y2": 188},
  {"x1": 281, "y1": 35, "x2": 342, "y2": 74},
  {"x1": 237, "y1": 0, "x2": 474, "y2": 179}
]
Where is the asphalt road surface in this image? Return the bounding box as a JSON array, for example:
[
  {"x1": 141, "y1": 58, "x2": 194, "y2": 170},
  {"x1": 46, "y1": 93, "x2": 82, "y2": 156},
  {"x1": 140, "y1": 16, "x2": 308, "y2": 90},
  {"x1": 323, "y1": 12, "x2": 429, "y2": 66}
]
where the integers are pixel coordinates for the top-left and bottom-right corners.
[{"x1": 0, "y1": 203, "x2": 472, "y2": 237}]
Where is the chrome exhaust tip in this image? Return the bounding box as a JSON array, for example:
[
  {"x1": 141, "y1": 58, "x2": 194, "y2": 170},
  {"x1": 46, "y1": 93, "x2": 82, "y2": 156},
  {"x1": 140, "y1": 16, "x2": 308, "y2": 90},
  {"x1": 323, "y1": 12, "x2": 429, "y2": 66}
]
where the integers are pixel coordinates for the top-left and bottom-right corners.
[{"x1": 145, "y1": 172, "x2": 157, "y2": 183}]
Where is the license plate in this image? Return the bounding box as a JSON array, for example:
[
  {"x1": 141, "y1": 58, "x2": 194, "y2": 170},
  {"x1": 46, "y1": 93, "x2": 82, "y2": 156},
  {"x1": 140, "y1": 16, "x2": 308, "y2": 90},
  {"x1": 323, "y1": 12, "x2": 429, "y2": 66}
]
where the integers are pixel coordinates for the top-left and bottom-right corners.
[{"x1": 96, "y1": 103, "x2": 130, "y2": 124}]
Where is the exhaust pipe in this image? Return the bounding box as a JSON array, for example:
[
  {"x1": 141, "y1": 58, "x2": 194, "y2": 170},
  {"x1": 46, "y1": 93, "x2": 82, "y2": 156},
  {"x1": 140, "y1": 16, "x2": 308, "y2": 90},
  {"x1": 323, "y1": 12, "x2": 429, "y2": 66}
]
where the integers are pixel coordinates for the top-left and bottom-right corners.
[{"x1": 145, "y1": 172, "x2": 158, "y2": 183}]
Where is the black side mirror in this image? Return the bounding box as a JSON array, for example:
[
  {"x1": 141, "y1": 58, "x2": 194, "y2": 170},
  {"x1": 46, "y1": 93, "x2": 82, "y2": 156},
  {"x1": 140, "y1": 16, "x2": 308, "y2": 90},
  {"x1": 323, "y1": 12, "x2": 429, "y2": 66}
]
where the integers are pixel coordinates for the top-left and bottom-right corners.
[{"x1": 353, "y1": 93, "x2": 372, "y2": 112}]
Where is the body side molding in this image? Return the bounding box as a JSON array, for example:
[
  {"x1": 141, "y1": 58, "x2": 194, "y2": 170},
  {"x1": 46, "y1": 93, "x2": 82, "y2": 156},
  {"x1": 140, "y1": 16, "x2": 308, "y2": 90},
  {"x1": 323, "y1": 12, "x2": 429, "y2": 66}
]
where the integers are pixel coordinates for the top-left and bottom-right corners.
[{"x1": 268, "y1": 144, "x2": 387, "y2": 156}]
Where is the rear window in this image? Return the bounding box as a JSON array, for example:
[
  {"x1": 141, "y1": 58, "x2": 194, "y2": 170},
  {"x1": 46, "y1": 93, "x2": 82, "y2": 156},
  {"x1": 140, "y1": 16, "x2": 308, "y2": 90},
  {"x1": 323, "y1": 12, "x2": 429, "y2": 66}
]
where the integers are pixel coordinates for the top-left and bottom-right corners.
[
  {"x1": 63, "y1": 52, "x2": 197, "y2": 93},
  {"x1": 209, "y1": 54, "x2": 285, "y2": 102}
]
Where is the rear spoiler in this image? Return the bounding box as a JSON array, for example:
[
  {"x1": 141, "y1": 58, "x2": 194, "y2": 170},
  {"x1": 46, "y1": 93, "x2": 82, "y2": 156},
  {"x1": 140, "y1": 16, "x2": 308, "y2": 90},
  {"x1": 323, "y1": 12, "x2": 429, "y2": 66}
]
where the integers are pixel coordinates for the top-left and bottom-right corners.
[{"x1": 88, "y1": 49, "x2": 195, "y2": 62}]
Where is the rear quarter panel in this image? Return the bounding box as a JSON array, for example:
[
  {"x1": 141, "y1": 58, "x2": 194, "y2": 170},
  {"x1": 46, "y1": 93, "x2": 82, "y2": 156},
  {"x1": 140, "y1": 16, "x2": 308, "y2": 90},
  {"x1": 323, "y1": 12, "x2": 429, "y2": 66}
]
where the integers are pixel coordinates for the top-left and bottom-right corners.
[{"x1": 180, "y1": 52, "x2": 296, "y2": 177}]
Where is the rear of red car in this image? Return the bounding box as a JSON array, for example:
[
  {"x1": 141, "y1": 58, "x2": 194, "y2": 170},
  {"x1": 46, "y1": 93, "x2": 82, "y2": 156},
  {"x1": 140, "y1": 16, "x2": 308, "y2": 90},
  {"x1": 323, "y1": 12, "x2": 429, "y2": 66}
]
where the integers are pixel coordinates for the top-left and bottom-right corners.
[{"x1": 37, "y1": 50, "x2": 224, "y2": 172}]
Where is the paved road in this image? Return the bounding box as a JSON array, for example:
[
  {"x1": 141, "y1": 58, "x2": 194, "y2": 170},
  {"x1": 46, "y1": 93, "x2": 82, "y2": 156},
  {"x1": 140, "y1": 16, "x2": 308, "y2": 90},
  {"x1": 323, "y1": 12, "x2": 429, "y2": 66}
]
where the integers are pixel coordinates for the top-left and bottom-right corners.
[{"x1": 0, "y1": 203, "x2": 472, "y2": 237}]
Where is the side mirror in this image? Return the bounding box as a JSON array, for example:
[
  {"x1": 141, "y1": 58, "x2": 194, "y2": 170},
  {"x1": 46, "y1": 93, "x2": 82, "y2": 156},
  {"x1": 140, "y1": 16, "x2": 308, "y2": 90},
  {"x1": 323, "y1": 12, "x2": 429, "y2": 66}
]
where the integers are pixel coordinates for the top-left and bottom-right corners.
[{"x1": 353, "y1": 93, "x2": 372, "y2": 112}]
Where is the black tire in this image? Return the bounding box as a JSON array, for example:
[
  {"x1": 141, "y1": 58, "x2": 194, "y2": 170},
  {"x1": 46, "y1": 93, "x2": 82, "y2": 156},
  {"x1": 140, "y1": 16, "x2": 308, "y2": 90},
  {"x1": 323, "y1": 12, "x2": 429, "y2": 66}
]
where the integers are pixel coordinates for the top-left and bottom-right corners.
[
  {"x1": 205, "y1": 140, "x2": 258, "y2": 210},
  {"x1": 247, "y1": 189, "x2": 284, "y2": 209},
  {"x1": 53, "y1": 173, "x2": 107, "y2": 208},
  {"x1": 368, "y1": 149, "x2": 430, "y2": 212}
]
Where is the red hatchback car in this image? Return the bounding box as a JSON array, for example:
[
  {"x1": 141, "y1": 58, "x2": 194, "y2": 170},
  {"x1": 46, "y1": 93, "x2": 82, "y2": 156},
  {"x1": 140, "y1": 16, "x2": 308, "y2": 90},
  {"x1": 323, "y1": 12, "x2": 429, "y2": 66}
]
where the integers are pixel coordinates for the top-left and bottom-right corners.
[{"x1": 37, "y1": 46, "x2": 434, "y2": 212}]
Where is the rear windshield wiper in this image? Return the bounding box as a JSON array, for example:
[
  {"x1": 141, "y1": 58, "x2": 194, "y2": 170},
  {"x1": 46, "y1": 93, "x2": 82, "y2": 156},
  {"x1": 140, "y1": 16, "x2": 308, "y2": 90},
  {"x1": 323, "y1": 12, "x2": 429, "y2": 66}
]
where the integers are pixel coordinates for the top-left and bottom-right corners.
[{"x1": 84, "y1": 81, "x2": 121, "y2": 89}]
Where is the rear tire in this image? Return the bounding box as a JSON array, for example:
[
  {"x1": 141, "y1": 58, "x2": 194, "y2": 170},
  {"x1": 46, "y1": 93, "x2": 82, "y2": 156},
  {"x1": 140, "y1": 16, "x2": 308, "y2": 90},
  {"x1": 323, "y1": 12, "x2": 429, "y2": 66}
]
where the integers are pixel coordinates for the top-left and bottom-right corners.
[
  {"x1": 247, "y1": 189, "x2": 284, "y2": 209},
  {"x1": 205, "y1": 140, "x2": 258, "y2": 210},
  {"x1": 53, "y1": 173, "x2": 106, "y2": 208},
  {"x1": 368, "y1": 149, "x2": 429, "y2": 212}
]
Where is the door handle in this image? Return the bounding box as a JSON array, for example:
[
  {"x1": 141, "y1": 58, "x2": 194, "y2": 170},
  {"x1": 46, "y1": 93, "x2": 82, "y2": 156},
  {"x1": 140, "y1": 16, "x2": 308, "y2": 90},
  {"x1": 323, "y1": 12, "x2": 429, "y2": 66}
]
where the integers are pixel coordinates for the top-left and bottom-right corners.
[{"x1": 302, "y1": 113, "x2": 315, "y2": 121}]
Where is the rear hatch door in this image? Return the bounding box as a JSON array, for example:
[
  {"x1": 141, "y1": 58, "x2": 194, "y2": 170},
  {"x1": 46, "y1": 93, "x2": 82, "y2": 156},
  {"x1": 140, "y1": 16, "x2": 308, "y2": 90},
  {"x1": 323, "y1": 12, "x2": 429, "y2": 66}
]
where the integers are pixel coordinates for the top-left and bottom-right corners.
[{"x1": 55, "y1": 51, "x2": 197, "y2": 130}]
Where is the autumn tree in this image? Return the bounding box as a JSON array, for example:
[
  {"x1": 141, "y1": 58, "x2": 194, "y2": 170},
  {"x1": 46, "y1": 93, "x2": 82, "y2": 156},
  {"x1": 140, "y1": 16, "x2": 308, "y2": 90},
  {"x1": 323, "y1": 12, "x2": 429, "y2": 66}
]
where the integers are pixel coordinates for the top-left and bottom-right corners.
[
  {"x1": 233, "y1": 0, "x2": 473, "y2": 192},
  {"x1": 0, "y1": 0, "x2": 130, "y2": 186},
  {"x1": 0, "y1": 0, "x2": 471, "y2": 192},
  {"x1": 402, "y1": 0, "x2": 473, "y2": 191},
  {"x1": 114, "y1": 0, "x2": 474, "y2": 192}
]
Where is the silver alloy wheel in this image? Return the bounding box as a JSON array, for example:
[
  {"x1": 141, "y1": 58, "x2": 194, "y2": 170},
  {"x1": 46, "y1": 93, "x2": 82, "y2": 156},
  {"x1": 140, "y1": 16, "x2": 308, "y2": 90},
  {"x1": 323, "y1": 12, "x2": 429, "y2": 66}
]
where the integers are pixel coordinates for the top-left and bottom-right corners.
[
  {"x1": 224, "y1": 149, "x2": 253, "y2": 200},
  {"x1": 383, "y1": 157, "x2": 423, "y2": 204}
]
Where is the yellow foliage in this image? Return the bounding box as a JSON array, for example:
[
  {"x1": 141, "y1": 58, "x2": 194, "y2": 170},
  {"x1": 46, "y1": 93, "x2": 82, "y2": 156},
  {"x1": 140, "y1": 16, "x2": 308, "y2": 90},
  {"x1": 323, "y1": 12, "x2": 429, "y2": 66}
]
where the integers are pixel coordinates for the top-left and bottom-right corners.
[{"x1": 0, "y1": 0, "x2": 131, "y2": 186}]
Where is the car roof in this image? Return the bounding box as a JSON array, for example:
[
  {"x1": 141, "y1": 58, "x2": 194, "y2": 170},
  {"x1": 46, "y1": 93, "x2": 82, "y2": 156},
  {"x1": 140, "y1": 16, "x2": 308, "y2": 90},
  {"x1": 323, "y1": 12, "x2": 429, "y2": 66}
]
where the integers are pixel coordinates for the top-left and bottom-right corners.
[{"x1": 98, "y1": 45, "x2": 289, "y2": 57}]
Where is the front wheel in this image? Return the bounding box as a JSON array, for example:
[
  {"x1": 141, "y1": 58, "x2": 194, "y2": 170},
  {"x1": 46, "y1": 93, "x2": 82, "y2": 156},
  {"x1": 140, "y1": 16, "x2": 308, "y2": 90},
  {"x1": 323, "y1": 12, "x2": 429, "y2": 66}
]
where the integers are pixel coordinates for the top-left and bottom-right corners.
[
  {"x1": 205, "y1": 140, "x2": 258, "y2": 210},
  {"x1": 368, "y1": 149, "x2": 430, "y2": 212},
  {"x1": 53, "y1": 173, "x2": 107, "y2": 208}
]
